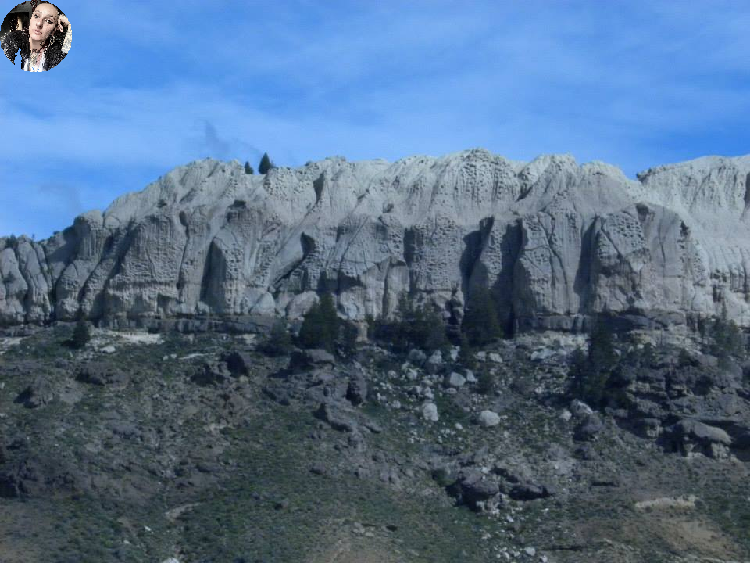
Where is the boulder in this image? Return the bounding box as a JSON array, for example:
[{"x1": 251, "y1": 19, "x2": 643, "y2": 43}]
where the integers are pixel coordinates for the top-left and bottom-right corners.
[
  {"x1": 314, "y1": 401, "x2": 357, "y2": 433},
  {"x1": 424, "y1": 351, "x2": 443, "y2": 374},
  {"x1": 570, "y1": 400, "x2": 593, "y2": 418},
  {"x1": 192, "y1": 360, "x2": 230, "y2": 386},
  {"x1": 670, "y1": 419, "x2": 731, "y2": 458},
  {"x1": 408, "y1": 349, "x2": 427, "y2": 365},
  {"x1": 422, "y1": 402, "x2": 439, "y2": 422},
  {"x1": 574, "y1": 414, "x2": 604, "y2": 442},
  {"x1": 509, "y1": 482, "x2": 555, "y2": 501},
  {"x1": 673, "y1": 419, "x2": 731, "y2": 445},
  {"x1": 478, "y1": 410, "x2": 500, "y2": 428},
  {"x1": 76, "y1": 363, "x2": 129, "y2": 387},
  {"x1": 447, "y1": 469, "x2": 501, "y2": 511},
  {"x1": 14, "y1": 377, "x2": 55, "y2": 408},
  {"x1": 445, "y1": 372, "x2": 466, "y2": 388},
  {"x1": 635, "y1": 417, "x2": 663, "y2": 439},
  {"x1": 289, "y1": 349, "x2": 335, "y2": 371}
]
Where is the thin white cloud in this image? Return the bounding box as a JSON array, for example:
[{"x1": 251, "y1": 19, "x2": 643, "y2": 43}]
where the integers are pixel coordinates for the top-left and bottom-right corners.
[{"x1": 2, "y1": 0, "x2": 750, "y2": 238}]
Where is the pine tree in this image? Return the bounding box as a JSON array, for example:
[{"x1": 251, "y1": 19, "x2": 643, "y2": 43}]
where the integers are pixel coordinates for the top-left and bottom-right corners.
[
  {"x1": 338, "y1": 319, "x2": 359, "y2": 358},
  {"x1": 710, "y1": 302, "x2": 744, "y2": 364},
  {"x1": 244, "y1": 161, "x2": 254, "y2": 174},
  {"x1": 462, "y1": 286, "x2": 502, "y2": 346},
  {"x1": 411, "y1": 304, "x2": 447, "y2": 351},
  {"x1": 569, "y1": 315, "x2": 617, "y2": 407},
  {"x1": 259, "y1": 153, "x2": 274, "y2": 174},
  {"x1": 259, "y1": 320, "x2": 292, "y2": 356},
  {"x1": 457, "y1": 333, "x2": 476, "y2": 370},
  {"x1": 71, "y1": 318, "x2": 92, "y2": 350},
  {"x1": 297, "y1": 293, "x2": 339, "y2": 352}
]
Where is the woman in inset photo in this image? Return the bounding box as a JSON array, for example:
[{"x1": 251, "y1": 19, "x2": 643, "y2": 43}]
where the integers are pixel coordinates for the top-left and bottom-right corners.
[{"x1": 1, "y1": 0, "x2": 71, "y2": 71}]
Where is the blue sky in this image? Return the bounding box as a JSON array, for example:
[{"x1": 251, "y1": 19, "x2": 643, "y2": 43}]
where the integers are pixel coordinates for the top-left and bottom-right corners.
[{"x1": 2, "y1": 0, "x2": 750, "y2": 239}]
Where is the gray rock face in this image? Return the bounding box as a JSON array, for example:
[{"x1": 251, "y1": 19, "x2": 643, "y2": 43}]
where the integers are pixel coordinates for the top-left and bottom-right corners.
[{"x1": 3, "y1": 150, "x2": 750, "y2": 327}]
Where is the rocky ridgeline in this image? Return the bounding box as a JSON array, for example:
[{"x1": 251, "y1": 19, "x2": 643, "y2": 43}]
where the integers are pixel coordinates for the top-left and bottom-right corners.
[{"x1": 2, "y1": 150, "x2": 750, "y2": 329}]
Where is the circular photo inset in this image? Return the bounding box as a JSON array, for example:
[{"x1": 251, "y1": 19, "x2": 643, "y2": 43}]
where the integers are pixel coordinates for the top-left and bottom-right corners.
[{"x1": 1, "y1": 1, "x2": 71, "y2": 72}]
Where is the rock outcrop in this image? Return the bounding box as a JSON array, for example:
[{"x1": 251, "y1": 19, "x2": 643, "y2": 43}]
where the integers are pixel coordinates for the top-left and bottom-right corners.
[{"x1": 3, "y1": 149, "x2": 750, "y2": 328}]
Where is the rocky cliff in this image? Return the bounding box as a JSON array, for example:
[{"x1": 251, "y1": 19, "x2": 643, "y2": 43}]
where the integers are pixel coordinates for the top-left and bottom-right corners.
[{"x1": 3, "y1": 149, "x2": 750, "y2": 328}]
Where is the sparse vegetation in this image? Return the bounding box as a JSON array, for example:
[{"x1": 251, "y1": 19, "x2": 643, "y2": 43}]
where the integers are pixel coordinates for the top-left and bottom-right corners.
[{"x1": 0, "y1": 313, "x2": 748, "y2": 562}]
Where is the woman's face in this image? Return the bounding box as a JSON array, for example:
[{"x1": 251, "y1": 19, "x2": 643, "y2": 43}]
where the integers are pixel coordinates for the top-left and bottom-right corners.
[{"x1": 29, "y1": 4, "x2": 59, "y2": 44}]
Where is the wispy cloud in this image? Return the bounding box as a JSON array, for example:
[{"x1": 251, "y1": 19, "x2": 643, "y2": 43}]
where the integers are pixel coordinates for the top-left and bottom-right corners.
[{"x1": 2, "y1": 0, "x2": 750, "y2": 237}]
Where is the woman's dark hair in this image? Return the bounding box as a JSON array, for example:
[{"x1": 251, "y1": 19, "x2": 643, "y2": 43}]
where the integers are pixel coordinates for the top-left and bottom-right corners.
[{"x1": 2, "y1": 1, "x2": 67, "y2": 70}]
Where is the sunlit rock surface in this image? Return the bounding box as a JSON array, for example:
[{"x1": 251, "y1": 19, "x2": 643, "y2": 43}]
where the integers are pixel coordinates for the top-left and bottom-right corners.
[{"x1": 2, "y1": 150, "x2": 750, "y2": 327}]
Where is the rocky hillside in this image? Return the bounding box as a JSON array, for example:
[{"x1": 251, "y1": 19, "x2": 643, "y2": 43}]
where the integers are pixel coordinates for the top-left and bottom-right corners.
[
  {"x1": 3, "y1": 149, "x2": 750, "y2": 329},
  {"x1": 1, "y1": 322, "x2": 749, "y2": 563}
]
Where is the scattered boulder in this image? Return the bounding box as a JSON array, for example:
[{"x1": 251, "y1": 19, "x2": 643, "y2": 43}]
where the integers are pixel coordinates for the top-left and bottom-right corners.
[
  {"x1": 445, "y1": 372, "x2": 466, "y2": 388},
  {"x1": 529, "y1": 348, "x2": 554, "y2": 362},
  {"x1": 14, "y1": 376, "x2": 55, "y2": 408},
  {"x1": 477, "y1": 410, "x2": 500, "y2": 428},
  {"x1": 289, "y1": 349, "x2": 335, "y2": 371},
  {"x1": 509, "y1": 482, "x2": 555, "y2": 501},
  {"x1": 570, "y1": 400, "x2": 593, "y2": 418},
  {"x1": 447, "y1": 469, "x2": 501, "y2": 511},
  {"x1": 635, "y1": 417, "x2": 663, "y2": 439},
  {"x1": 488, "y1": 352, "x2": 503, "y2": 364},
  {"x1": 422, "y1": 402, "x2": 439, "y2": 422},
  {"x1": 574, "y1": 414, "x2": 604, "y2": 442},
  {"x1": 314, "y1": 401, "x2": 357, "y2": 433},
  {"x1": 76, "y1": 363, "x2": 129, "y2": 387},
  {"x1": 192, "y1": 360, "x2": 230, "y2": 386},
  {"x1": 670, "y1": 419, "x2": 731, "y2": 459},
  {"x1": 408, "y1": 349, "x2": 427, "y2": 366}
]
